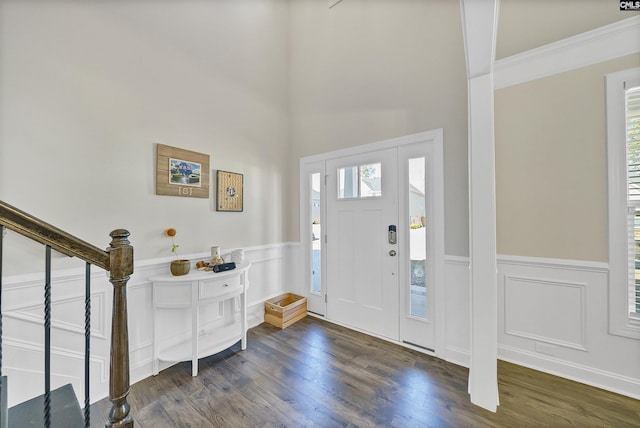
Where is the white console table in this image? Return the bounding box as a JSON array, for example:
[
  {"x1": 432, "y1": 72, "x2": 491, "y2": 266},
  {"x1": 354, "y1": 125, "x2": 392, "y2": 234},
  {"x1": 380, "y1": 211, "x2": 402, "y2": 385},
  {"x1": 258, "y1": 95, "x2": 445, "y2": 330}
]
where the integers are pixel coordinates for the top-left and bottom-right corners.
[{"x1": 150, "y1": 262, "x2": 250, "y2": 376}]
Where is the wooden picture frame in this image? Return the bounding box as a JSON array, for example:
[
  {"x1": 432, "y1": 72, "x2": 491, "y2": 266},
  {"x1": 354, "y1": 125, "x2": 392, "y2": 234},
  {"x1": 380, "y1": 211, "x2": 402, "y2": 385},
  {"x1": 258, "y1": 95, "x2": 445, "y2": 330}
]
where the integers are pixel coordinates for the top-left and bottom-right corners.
[
  {"x1": 156, "y1": 144, "x2": 210, "y2": 198},
  {"x1": 216, "y1": 170, "x2": 243, "y2": 212}
]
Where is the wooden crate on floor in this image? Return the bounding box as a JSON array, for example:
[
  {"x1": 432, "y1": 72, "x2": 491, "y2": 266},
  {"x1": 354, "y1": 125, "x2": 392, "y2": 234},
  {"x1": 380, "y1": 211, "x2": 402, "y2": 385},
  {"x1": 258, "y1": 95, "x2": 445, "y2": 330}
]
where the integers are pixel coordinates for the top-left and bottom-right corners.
[{"x1": 264, "y1": 293, "x2": 307, "y2": 329}]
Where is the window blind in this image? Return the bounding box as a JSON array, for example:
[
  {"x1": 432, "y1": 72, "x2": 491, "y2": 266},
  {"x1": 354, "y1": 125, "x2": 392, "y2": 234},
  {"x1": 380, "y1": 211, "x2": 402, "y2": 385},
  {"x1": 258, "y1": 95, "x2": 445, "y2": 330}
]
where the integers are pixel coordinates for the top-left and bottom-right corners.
[{"x1": 626, "y1": 85, "x2": 640, "y2": 314}]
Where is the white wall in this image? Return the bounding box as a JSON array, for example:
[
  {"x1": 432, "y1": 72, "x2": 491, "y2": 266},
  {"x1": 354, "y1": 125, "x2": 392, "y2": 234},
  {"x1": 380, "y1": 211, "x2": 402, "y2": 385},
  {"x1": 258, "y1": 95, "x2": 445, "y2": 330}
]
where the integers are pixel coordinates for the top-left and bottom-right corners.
[
  {"x1": 0, "y1": 0, "x2": 291, "y2": 276},
  {"x1": 287, "y1": 0, "x2": 470, "y2": 257}
]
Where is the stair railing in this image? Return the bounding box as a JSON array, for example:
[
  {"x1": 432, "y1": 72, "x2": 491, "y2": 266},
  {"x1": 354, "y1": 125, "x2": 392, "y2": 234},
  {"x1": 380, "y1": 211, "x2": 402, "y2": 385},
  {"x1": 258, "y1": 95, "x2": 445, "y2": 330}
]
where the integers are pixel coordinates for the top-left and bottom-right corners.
[{"x1": 0, "y1": 200, "x2": 134, "y2": 428}]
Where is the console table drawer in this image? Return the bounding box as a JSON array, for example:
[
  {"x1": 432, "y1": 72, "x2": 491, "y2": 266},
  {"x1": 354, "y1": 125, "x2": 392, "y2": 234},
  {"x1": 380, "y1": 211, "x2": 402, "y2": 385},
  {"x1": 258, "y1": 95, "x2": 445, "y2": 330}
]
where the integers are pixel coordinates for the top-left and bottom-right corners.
[{"x1": 199, "y1": 275, "x2": 241, "y2": 300}]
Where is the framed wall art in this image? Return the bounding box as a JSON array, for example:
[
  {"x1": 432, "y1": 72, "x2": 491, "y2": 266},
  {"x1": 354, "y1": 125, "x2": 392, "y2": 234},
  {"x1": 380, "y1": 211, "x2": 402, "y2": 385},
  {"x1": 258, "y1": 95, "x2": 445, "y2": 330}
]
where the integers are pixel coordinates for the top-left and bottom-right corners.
[
  {"x1": 216, "y1": 170, "x2": 243, "y2": 212},
  {"x1": 156, "y1": 144, "x2": 210, "y2": 198}
]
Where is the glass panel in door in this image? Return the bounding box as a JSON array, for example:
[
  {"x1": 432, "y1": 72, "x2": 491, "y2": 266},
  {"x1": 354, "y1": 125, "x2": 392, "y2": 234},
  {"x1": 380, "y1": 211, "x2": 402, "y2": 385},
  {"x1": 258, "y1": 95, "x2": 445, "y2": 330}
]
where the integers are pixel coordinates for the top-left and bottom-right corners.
[
  {"x1": 408, "y1": 157, "x2": 427, "y2": 319},
  {"x1": 311, "y1": 172, "x2": 322, "y2": 294}
]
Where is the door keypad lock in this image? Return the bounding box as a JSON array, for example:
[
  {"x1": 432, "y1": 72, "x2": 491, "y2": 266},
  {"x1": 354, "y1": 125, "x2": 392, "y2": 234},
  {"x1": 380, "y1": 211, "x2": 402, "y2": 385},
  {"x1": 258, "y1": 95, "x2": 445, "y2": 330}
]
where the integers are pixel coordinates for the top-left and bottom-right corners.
[{"x1": 388, "y1": 225, "x2": 397, "y2": 244}]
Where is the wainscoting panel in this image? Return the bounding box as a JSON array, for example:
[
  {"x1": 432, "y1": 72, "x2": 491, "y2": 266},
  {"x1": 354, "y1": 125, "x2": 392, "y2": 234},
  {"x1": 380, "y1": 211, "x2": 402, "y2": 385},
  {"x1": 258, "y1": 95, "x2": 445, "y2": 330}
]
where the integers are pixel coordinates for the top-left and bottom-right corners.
[
  {"x1": 1, "y1": 268, "x2": 113, "y2": 408},
  {"x1": 498, "y1": 255, "x2": 640, "y2": 399},
  {"x1": 503, "y1": 275, "x2": 587, "y2": 351},
  {"x1": 444, "y1": 256, "x2": 471, "y2": 368},
  {"x1": 442, "y1": 255, "x2": 639, "y2": 399}
]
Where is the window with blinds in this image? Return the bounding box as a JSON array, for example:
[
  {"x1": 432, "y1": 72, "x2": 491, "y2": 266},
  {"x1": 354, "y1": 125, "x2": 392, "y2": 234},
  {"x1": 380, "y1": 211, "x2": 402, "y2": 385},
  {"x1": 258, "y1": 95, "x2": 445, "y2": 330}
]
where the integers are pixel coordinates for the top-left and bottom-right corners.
[
  {"x1": 626, "y1": 85, "x2": 640, "y2": 315},
  {"x1": 606, "y1": 67, "x2": 640, "y2": 338}
]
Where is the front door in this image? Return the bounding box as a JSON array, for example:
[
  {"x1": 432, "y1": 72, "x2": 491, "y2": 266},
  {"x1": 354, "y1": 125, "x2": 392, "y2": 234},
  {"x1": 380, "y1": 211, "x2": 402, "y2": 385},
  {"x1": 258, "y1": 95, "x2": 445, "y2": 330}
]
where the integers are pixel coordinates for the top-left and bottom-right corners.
[{"x1": 326, "y1": 149, "x2": 399, "y2": 340}]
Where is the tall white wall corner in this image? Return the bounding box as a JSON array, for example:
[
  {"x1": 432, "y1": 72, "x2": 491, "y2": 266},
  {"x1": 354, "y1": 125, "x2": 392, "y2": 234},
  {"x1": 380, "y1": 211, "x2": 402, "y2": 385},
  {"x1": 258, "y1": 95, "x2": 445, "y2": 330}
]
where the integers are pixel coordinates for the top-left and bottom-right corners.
[{"x1": 461, "y1": 0, "x2": 499, "y2": 412}]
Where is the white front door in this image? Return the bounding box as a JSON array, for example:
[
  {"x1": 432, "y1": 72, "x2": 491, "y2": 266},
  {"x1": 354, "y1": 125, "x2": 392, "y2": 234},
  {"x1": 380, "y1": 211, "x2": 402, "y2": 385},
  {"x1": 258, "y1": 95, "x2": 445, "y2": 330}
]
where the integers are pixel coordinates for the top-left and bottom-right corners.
[
  {"x1": 301, "y1": 130, "x2": 444, "y2": 354},
  {"x1": 326, "y1": 148, "x2": 399, "y2": 340}
]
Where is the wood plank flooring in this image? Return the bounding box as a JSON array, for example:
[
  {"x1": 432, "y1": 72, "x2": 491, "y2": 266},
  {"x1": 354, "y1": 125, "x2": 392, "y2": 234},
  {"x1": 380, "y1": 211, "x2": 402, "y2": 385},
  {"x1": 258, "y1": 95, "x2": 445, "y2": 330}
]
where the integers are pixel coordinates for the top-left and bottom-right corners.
[{"x1": 91, "y1": 317, "x2": 640, "y2": 427}]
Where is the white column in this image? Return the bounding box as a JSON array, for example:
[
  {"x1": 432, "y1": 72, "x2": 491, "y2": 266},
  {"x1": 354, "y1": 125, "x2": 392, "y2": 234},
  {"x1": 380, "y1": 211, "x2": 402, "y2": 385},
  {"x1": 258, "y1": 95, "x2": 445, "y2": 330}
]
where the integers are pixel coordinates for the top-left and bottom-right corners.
[
  {"x1": 460, "y1": 0, "x2": 499, "y2": 412},
  {"x1": 467, "y1": 73, "x2": 499, "y2": 411}
]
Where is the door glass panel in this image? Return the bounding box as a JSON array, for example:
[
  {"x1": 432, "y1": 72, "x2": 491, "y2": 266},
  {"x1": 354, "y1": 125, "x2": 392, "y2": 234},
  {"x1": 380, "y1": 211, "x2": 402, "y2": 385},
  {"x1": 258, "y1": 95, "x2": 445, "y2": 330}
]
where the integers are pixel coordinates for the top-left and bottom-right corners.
[
  {"x1": 338, "y1": 166, "x2": 358, "y2": 199},
  {"x1": 408, "y1": 157, "x2": 427, "y2": 318},
  {"x1": 338, "y1": 163, "x2": 383, "y2": 199},
  {"x1": 360, "y1": 162, "x2": 382, "y2": 197},
  {"x1": 311, "y1": 173, "x2": 322, "y2": 294}
]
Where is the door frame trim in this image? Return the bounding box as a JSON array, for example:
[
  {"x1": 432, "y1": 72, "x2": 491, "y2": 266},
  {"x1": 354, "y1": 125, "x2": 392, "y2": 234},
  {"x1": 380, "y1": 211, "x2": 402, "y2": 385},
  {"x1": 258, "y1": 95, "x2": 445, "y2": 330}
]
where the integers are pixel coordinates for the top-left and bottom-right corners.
[{"x1": 299, "y1": 129, "x2": 445, "y2": 358}]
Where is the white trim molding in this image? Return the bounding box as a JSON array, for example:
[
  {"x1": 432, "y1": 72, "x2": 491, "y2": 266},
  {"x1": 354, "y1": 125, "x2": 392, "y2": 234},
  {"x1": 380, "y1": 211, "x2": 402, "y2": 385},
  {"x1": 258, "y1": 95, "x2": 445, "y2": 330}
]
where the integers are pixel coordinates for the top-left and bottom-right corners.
[
  {"x1": 498, "y1": 254, "x2": 609, "y2": 273},
  {"x1": 494, "y1": 16, "x2": 640, "y2": 89}
]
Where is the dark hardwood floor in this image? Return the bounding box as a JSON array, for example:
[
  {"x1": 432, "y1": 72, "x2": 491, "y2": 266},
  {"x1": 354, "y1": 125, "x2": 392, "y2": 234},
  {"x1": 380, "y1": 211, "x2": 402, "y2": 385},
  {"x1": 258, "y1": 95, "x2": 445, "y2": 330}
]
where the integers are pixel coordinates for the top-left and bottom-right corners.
[{"x1": 91, "y1": 317, "x2": 640, "y2": 427}]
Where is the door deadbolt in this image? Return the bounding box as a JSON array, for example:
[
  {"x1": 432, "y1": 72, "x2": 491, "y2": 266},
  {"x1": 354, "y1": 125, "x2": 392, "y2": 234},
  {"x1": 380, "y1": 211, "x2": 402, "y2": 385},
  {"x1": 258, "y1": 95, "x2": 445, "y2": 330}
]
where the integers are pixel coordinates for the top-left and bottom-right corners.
[
  {"x1": 389, "y1": 250, "x2": 397, "y2": 256},
  {"x1": 388, "y1": 225, "x2": 397, "y2": 244}
]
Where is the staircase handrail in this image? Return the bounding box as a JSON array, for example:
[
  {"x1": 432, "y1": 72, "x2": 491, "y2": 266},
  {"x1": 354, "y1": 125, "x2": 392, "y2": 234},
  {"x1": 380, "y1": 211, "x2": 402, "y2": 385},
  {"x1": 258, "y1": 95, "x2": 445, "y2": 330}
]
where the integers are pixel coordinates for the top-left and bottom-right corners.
[
  {"x1": 0, "y1": 199, "x2": 134, "y2": 428},
  {"x1": 0, "y1": 201, "x2": 110, "y2": 270}
]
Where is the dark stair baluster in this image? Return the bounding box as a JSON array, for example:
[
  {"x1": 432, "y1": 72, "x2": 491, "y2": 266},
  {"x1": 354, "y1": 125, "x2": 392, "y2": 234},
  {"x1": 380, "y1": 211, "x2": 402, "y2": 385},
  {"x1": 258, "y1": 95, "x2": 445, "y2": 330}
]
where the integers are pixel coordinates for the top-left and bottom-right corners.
[
  {"x1": 84, "y1": 262, "x2": 91, "y2": 428},
  {"x1": 44, "y1": 246, "x2": 52, "y2": 428},
  {"x1": 0, "y1": 225, "x2": 6, "y2": 428}
]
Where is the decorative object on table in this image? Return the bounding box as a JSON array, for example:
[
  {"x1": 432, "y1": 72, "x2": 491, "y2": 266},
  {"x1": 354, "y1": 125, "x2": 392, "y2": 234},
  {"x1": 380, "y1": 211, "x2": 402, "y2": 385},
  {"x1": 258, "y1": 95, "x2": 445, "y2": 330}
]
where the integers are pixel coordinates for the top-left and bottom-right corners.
[
  {"x1": 264, "y1": 293, "x2": 307, "y2": 329},
  {"x1": 156, "y1": 144, "x2": 210, "y2": 199},
  {"x1": 195, "y1": 260, "x2": 212, "y2": 271},
  {"x1": 165, "y1": 228, "x2": 191, "y2": 276},
  {"x1": 212, "y1": 261, "x2": 236, "y2": 273},
  {"x1": 210, "y1": 245, "x2": 224, "y2": 265},
  {"x1": 216, "y1": 170, "x2": 243, "y2": 211},
  {"x1": 231, "y1": 249, "x2": 245, "y2": 264}
]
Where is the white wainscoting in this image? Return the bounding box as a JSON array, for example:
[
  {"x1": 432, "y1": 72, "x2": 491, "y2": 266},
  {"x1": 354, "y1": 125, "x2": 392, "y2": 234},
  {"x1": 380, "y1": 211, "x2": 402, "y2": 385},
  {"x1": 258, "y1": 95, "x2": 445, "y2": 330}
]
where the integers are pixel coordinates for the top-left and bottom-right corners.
[
  {"x1": 503, "y1": 275, "x2": 588, "y2": 352},
  {"x1": 1, "y1": 243, "x2": 293, "y2": 408},
  {"x1": 444, "y1": 255, "x2": 471, "y2": 368},
  {"x1": 498, "y1": 255, "x2": 639, "y2": 399},
  {"x1": 444, "y1": 254, "x2": 640, "y2": 399},
  {"x1": 6, "y1": 247, "x2": 638, "y2": 407},
  {"x1": 2, "y1": 267, "x2": 113, "y2": 408}
]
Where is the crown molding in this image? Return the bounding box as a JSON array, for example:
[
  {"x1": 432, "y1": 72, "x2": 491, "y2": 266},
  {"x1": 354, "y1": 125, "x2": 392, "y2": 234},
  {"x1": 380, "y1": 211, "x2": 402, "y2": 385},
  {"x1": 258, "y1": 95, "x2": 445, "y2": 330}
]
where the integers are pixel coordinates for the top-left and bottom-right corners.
[{"x1": 494, "y1": 16, "x2": 640, "y2": 89}]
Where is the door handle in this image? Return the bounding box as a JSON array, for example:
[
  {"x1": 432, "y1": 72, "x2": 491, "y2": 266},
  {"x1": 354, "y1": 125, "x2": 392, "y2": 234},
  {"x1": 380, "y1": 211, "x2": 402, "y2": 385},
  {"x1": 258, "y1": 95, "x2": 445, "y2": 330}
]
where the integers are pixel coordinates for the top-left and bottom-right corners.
[{"x1": 389, "y1": 250, "x2": 397, "y2": 256}]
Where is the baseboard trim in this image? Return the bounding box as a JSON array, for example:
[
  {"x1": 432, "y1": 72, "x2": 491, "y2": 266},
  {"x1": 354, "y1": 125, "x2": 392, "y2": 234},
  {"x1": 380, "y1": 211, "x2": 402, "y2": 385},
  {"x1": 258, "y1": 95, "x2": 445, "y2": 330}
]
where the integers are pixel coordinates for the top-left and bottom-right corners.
[
  {"x1": 445, "y1": 346, "x2": 470, "y2": 369},
  {"x1": 498, "y1": 345, "x2": 640, "y2": 400}
]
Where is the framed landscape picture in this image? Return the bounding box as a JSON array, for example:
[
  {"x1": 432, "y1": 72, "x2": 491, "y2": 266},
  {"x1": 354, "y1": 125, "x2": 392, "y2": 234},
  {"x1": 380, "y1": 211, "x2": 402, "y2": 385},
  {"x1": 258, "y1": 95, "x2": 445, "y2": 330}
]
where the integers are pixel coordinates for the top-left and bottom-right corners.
[
  {"x1": 156, "y1": 144, "x2": 210, "y2": 198},
  {"x1": 216, "y1": 170, "x2": 243, "y2": 212}
]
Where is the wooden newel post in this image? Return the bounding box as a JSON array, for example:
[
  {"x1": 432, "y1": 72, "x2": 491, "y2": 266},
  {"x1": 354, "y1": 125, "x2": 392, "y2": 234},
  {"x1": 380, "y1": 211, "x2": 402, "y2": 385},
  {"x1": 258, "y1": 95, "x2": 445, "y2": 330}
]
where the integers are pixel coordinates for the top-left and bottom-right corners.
[{"x1": 106, "y1": 229, "x2": 134, "y2": 428}]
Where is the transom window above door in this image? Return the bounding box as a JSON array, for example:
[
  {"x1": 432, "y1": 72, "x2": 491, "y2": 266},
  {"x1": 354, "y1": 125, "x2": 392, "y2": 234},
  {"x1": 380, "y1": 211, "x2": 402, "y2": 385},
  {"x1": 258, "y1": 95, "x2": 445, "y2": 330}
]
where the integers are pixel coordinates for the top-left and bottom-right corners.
[{"x1": 337, "y1": 162, "x2": 382, "y2": 199}]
